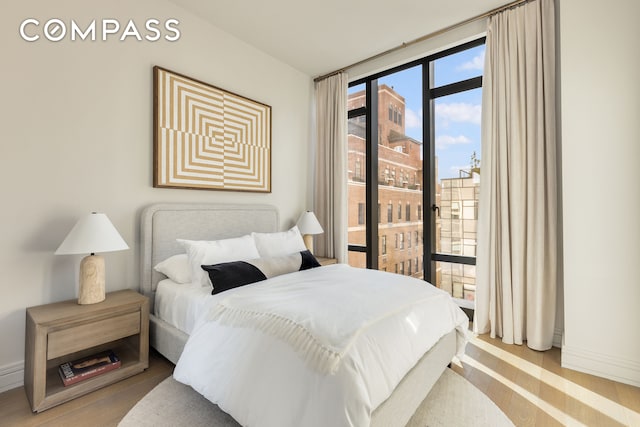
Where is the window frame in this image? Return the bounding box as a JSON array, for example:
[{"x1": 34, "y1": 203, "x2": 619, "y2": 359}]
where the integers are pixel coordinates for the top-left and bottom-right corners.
[{"x1": 347, "y1": 37, "x2": 485, "y2": 279}]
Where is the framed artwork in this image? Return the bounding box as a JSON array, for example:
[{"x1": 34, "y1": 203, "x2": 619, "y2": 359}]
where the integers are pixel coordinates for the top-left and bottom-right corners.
[{"x1": 153, "y1": 66, "x2": 271, "y2": 192}]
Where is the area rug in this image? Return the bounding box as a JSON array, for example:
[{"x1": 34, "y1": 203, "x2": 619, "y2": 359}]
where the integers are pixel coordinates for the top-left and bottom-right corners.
[{"x1": 119, "y1": 369, "x2": 513, "y2": 427}]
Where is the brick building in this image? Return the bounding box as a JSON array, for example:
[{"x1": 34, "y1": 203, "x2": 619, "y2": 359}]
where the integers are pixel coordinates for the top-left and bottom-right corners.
[{"x1": 347, "y1": 85, "x2": 424, "y2": 278}]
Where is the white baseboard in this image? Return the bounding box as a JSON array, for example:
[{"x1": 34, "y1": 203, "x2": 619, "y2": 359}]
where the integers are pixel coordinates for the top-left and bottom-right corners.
[
  {"x1": 562, "y1": 345, "x2": 640, "y2": 388},
  {"x1": 552, "y1": 327, "x2": 563, "y2": 348},
  {"x1": 0, "y1": 360, "x2": 24, "y2": 393}
]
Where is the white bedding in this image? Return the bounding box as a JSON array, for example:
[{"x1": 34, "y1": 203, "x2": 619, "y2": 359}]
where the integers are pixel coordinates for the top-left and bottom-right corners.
[
  {"x1": 173, "y1": 264, "x2": 469, "y2": 427},
  {"x1": 154, "y1": 279, "x2": 213, "y2": 334}
]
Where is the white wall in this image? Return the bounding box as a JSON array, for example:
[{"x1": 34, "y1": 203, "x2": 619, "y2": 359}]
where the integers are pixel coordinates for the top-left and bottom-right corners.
[
  {"x1": 560, "y1": 0, "x2": 640, "y2": 386},
  {"x1": 0, "y1": 0, "x2": 312, "y2": 391}
]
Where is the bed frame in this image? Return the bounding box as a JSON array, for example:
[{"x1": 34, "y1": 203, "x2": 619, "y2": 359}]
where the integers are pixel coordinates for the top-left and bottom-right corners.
[{"x1": 140, "y1": 202, "x2": 456, "y2": 427}]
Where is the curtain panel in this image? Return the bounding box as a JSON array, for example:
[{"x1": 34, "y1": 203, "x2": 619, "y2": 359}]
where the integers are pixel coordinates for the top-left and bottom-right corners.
[
  {"x1": 313, "y1": 73, "x2": 348, "y2": 263},
  {"x1": 475, "y1": 0, "x2": 558, "y2": 350}
]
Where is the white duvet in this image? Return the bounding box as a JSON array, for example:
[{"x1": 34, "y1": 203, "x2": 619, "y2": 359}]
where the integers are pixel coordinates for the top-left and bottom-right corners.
[{"x1": 173, "y1": 264, "x2": 468, "y2": 427}]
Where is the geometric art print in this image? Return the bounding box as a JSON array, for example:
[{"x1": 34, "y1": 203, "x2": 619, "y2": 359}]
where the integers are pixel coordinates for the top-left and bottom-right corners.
[{"x1": 153, "y1": 66, "x2": 271, "y2": 192}]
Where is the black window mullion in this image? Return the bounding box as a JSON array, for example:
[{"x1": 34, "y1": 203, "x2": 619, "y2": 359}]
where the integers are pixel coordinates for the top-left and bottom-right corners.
[
  {"x1": 431, "y1": 76, "x2": 483, "y2": 99},
  {"x1": 422, "y1": 60, "x2": 437, "y2": 284},
  {"x1": 365, "y1": 79, "x2": 379, "y2": 270},
  {"x1": 348, "y1": 107, "x2": 366, "y2": 119}
]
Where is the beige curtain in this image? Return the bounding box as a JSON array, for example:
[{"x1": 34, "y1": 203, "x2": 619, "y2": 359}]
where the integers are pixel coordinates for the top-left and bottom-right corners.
[
  {"x1": 314, "y1": 73, "x2": 348, "y2": 263},
  {"x1": 475, "y1": 0, "x2": 557, "y2": 351}
]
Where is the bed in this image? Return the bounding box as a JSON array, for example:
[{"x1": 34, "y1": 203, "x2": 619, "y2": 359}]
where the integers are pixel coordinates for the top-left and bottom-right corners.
[{"x1": 140, "y1": 203, "x2": 467, "y2": 427}]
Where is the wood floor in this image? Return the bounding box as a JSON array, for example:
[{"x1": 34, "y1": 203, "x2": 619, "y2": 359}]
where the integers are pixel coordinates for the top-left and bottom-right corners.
[
  {"x1": 0, "y1": 350, "x2": 174, "y2": 427},
  {"x1": 451, "y1": 334, "x2": 640, "y2": 426},
  {"x1": 1, "y1": 337, "x2": 639, "y2": 426}
]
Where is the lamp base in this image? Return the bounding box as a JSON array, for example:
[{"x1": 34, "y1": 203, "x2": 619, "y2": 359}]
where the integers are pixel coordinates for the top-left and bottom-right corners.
[
  {"x1": 302, "y1": 234, "x2": 314, "y2": 254},
  {"x1": 78, "y1": 254, "x2": 106, "y2": 305}
]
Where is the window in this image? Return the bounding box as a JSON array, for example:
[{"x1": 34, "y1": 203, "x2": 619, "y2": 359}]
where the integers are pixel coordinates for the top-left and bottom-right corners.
[
  {"x1": 355, "y1": 159, "x2": 362, "y2": 181},
  {"x1": 358, "y1": 203, "x2": 365, "y2": 225},
  {"x1": 346, "y1": 38, "x2": 484, "y2": 295}
]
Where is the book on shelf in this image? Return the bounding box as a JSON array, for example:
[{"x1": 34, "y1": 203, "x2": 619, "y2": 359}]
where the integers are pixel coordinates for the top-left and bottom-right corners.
[{"x1": 58, "y1": 350, "x2": 121, "y2": 386}]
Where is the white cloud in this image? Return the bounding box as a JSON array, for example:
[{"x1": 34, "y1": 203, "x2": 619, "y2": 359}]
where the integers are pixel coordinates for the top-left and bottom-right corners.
[
  {"x1": 458, "y1": 51, "x2": 485, "y2": 72},
  {"x1": 405, "y1": 107, "x2": 422, "y2": 129},
  {"x1": 436, "y1": 134, "x2": 471, "y2": 150},
  {"x1": 435, "y1": 102, "x2": 481, "y2": 126}
]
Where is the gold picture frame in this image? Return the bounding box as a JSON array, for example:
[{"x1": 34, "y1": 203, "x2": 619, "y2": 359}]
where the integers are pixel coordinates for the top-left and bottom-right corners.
[{"x1": 153, "y1": 66, "x2": 271, "y2": 192}]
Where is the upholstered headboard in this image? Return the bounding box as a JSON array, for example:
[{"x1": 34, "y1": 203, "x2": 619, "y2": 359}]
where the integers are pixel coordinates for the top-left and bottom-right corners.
[{"x1": 140, "y1": 203, "x2": 279, "y2": 312}]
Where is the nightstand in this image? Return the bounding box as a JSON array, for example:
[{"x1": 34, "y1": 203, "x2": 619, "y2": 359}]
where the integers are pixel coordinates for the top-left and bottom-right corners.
[
  {"x1": 24, "y1": 290, "x2": 149, "y2": 412},
  {"x1": 316, "y1": 257, "x2": 338, "y2": 266}
]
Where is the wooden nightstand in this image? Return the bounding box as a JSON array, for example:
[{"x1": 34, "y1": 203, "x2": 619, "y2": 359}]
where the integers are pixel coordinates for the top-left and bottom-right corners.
[
  {"x1": 316, "y1": 257, "x2": 338, "y2": 266},
  {"x1": 24, "y1": 290, "x2": 149, "y2": 412}
]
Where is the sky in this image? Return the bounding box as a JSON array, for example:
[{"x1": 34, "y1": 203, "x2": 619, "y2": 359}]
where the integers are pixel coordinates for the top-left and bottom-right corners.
[{"x1": 350, "y1": 44, "x2": 485, "y2": 181}]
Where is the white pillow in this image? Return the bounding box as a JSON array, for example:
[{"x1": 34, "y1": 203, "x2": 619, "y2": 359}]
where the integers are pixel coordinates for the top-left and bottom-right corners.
[
  {"x1": 153, "y1": 254, "x2": 191, "y2": 284},
  {"x1": 251, "y1": 226, "x2": 307, "y2": 258},
  {"x1": 178, "y1": 235, "x2": 261, "y2": 287}
]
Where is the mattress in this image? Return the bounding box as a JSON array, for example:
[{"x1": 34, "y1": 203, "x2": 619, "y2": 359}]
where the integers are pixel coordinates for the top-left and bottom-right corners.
[{"x1": 154, "y1": 279, "x2": 212, "y2": 334}]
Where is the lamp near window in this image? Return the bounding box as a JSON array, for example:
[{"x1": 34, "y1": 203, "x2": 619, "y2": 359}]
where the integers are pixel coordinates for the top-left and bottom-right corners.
[
  {"x1": 55, "y1": 212, "x2": 129, "y2": 305},
  {"x1": 296, "y1": 211, "x2": 324, "y2": 254}
]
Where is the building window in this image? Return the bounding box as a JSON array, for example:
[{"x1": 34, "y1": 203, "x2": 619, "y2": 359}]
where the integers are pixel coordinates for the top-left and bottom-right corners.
[
  {"x1": 358, "y1": 203, "x2": 365, "y2": 225},
  {"x1": 389, "y1": 105, "x2": 393, "y2": 121},
  {"x1": 381, "y1": 235, "x2": 387, "y2": 255},
  {"x1": 407, "y1": 231, "x2": 412, "y2": 248},
  {"x1": 406, "y1": 203, "x2": 411, "y2": 221},
  {"x1": 355, "y1": 159, "x2": 361, "y2": 180},
  {"x1": 417, "y1": 204, "x2": 422, "y2": 220},
  {"x1": 399, "y1": 232, "x2": 404, "y2": 249},
  {"x1": 387, "y1": 203, "x2": 393, "y2": 223},
  {"x1": 399, "y1": 261, "x2": 404, "y2": 275},
  {"x1": 407, "y1": 259, "x2": 412, "y2": 276},
  {"x1": 451, "y1": 202, "x2": 460, "y2": 219},
  {"x1": 398, "y1": 202, "x2": 402, "y2": 220}
]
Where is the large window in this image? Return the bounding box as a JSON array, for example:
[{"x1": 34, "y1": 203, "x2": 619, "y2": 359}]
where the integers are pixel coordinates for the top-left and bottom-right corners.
[{"x1": 346, "y1": 39, "x2": 484, "y2": 308}]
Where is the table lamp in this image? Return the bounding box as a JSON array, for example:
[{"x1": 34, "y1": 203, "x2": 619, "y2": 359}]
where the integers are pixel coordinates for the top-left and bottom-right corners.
[
  {"x1": 296, "y1": 211, "x2": 324, "y2": 254},
  {"x1": 55, "y1": 212, "x2": 129, "y2": 304}
]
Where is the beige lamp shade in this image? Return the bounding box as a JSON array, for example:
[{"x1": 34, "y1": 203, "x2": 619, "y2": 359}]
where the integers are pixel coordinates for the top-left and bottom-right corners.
[
  {"x1": 296, "y1": 211, "x2": 323, "y2": 253},
  {"x1": 55, "y1": 213, "x2": 129, "y2": 304}
]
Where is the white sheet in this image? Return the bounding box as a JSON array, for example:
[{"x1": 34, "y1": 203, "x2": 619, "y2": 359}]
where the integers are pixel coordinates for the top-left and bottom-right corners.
[
  {"x1": 173, "y1": 264, "x2": 469, "y2": 427},
  {"x1": 154, "y1": 279, "x2": 213, "y2": 334}
]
